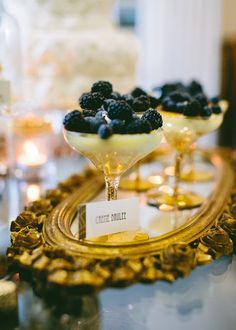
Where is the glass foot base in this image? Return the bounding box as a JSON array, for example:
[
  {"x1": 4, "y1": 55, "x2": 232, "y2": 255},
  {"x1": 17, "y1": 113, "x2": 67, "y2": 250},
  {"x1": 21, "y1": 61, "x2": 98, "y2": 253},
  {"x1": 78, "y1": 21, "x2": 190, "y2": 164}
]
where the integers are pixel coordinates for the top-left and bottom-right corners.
[
  {"x1": 164, "y1": 166, "x2": 175, "y2": 177},
  {"x1": 119, "y1": 178, "x2": 156, "y2": 192},
  {"x1": 180, "y1": 170, "x2": 214, "y2": 182},
  {"x1": 88, "y1": 229, "x2": 149, "y2": 243},
  {"x1": 147, "y1": 191, "x2": 204, "y2": 210},
  {"x1": 164, "y1": 166, "x2": 213, "y2": 183}
]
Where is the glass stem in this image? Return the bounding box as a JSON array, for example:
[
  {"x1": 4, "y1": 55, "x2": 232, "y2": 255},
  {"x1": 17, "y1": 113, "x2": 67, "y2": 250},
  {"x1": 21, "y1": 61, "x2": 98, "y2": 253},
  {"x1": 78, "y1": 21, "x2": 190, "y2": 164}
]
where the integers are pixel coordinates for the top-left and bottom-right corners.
[
  {"x1": 173, "y1": 152, "x2": 183, "y2": 197},
  {"x1": 135, "y1": 161, "x2": 141, "y2": 190},
  {"x1": 188, "y1": 149, "x2": 194, "y2": 175},
  {"x1": 105, "y1": 176, "x2": 120, "y2": 201}
]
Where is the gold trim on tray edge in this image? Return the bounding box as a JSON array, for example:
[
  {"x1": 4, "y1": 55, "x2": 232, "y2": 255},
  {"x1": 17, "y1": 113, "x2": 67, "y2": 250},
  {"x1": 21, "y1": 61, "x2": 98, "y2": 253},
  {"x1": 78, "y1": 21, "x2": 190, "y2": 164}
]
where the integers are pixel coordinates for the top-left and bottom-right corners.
[{"x1": 7, "y1": 149, "x2": 236, "y2": 292}]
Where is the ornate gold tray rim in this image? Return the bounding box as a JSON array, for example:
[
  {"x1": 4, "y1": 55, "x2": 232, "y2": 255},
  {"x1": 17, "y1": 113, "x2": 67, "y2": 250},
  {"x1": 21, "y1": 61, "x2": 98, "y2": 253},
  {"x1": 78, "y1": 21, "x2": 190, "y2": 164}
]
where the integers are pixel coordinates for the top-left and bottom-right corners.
[
  {"x1": 7, "y1": 149, "x2": 236, "y2": 292},
  {"x1": 42, "y1": 152, "x2": 233, "y2": 258}
]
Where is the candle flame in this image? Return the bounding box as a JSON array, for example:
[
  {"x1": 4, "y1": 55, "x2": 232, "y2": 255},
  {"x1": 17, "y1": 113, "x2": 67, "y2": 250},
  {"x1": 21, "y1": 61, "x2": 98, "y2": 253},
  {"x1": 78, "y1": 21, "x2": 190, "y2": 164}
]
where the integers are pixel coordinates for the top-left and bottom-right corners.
[
  {"x1": 19, "y1": 141, "x2": 47, "y2": 166},
  {"x1": 26, "y1": 184, "x2": 41, "y2": 202}
]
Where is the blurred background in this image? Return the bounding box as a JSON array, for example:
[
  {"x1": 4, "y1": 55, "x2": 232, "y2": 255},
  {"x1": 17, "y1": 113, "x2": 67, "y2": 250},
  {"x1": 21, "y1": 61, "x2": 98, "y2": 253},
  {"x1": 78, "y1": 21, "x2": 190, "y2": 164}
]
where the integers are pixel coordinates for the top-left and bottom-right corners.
[{"x1": 1, "y1": 0, "x2": 236, "y2": 156}]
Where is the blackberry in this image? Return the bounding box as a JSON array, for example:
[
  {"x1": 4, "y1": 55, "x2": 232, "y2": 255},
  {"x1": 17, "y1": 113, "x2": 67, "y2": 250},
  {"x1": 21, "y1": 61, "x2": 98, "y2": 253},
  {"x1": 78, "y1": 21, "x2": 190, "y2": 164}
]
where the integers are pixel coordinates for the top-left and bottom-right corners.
[
  {"x1": 187, "y1": 80, "x2": 203, "y2": 96},
  {"x1": 131, "y1": 95, "x2": 151, "y2": 112},
  {"x1": 122, "y1": 94, "x2": 134, "y2": 106},
  {"x1": 194, "y1": 93, "x2": 208, "y2": 107},
  {"x1": 107, "y1": 100, "x2": 133, "y2": 121},
  {"x1": 91, "y1": 80, "x2": 113, "y2": 97},
  {"x1": 175, "y1": 101, "x2": 188, "y2": 113},
  {"x1": 103, "y1": 99, "x2": 116, "y2": 110},
  {"x1": 82, "y1": 109, "x2": 96, "y2": 117},
  {"x1": 142, "y1": 109, "x2": 163, "y2": 129},
  {"x1": 149, "y1": 95, "x2": 160, "y2": 108},
  {"x1": 183, "y1": 100, "x2": 201, "y2": 116},
  {"x1": 63, "y1": 110, "x2": 87, "y2": 132},
  {"x1": 161, "y1": 97, "x2": 177, "y2": 112},
  {"x1": 109, "y1": 119, "x2": 126, "y2": 134},
  {"x1": 98, "y1": 124, "x2": 113, "y2": 139},
  {"x1": 212, "y1": 105, "x2": 222, "y2": 114},
  {"x1": 79, "y1": 92, "x2": 104, "y2": 110},
  {"x1": 169, "y1": 91, "x2": 184, "y2": 102},
  {"x1": 126, "y1": 118, "x2": 152, "y2": 134},
  {"x1": 200, "y1": 106, "x2": 212, "y2": 117},
  {"x1": 85, "y1": 117, "x2": 105, "y2": 133},
  {"x1": 130, "y1": 87, "x2": 147, "y2": 98},
  {"x1": 169, "y1": 91, "x2": 190, "y2": 103},
  {"x1": 110, "y1": 91, "x2": 123, "y2": 100},
  {"x1": 159, "y1": 82, "x2": 186, "y2": 99}
]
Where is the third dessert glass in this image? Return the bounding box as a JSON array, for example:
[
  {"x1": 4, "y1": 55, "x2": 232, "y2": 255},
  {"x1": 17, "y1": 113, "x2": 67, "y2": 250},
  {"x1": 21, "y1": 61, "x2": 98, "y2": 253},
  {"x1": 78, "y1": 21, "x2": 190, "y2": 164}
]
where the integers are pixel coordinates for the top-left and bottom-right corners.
[
  {"x1": 119, "y1": 89, "x2": 162, "y2": 192},
  {"x1": 179, "y1": 99, "x2": 228, "y2": 182},
  {"x1": 147, "y1": 109, "x2": 224, "y2": 209},
  {"x1": 64, "y1": 129, "x2": 163, "y2": 201}
]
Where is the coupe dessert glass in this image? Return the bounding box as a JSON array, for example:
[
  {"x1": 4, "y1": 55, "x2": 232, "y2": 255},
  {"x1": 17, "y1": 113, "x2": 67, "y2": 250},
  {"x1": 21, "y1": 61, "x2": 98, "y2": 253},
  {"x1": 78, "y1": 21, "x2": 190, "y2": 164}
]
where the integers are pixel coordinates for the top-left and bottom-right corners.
[
  {"x1": 179, "y1": 100, "x2": 229, "y2": 182},
  {"x1": 147, "y1": 110, "x2": 224, "y2": 209},
  {"x1": 63, "y1": 129, "x2": 163, "y2": 201}
]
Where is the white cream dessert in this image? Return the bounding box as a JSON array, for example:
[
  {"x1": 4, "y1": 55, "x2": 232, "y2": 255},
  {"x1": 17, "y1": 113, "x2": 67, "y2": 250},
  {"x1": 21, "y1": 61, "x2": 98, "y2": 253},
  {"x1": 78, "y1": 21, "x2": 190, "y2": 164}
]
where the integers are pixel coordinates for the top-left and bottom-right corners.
[
  {"x1": 159, "y1": 110, "x2": 224, "y2": 152},
  {"x1": 64, "y1": 129, "x2": 163, "y2": 178},
  {"x1": 63, "y1": 80, "x2": 163, "y2": 185}
]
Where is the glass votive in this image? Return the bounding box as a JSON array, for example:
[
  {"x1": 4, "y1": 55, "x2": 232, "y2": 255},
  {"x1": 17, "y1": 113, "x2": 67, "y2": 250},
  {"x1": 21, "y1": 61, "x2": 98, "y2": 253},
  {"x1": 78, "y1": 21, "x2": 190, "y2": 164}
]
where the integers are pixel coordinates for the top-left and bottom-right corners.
[{"x1": 12, "y1": 114, "x2": 54, "y2": 181}]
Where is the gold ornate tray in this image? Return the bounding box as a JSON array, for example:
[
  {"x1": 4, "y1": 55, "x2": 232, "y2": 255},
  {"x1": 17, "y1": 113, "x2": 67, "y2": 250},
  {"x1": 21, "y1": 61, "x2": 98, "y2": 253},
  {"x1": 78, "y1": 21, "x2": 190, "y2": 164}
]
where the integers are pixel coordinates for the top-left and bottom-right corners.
[{"x1": 7, "y1": 149, "x2": 236, "y2": 293}]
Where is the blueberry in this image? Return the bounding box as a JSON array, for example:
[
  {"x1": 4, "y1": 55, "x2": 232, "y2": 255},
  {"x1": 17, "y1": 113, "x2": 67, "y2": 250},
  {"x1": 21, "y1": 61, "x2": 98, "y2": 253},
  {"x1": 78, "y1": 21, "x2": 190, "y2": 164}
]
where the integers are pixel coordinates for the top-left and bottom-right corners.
[
  {"x1": 95, "y1": 110, "x2": 107, "y2": 119},
  {"x1": 210, "y1": 96, "x2": 220, "y2": 104},
  {"x1": 85, "y1": 117, "x2": 105, "y2": 133},
  {"x1": 98, "y1": 124, "x2": 113, "y2": 139},
  {"x1": 212, "y1": 105, "x2": 222, "y2": 114},
  {"x1": 109, "y1": 119, "x2": 126, "y2": 134},
  {"x1": 200, "y1": 106, "x2": 212, "y2": 117}
]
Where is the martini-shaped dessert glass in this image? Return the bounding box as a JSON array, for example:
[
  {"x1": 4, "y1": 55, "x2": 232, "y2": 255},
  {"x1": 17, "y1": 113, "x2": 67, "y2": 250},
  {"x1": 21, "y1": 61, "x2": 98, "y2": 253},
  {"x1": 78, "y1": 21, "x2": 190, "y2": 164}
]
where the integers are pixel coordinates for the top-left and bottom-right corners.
[
  {"x1": 64, "y1": 128, "x2": 163, "y2": 201},
  {"x1": 119, "y1": 89, "x2": 162, "y2": 192},
  {"x1": 147, "y1": 108, "x2": 224, "y2": 210},
  {"x1": 179, "y1": 99, "x2": 228, "y2": 182}
]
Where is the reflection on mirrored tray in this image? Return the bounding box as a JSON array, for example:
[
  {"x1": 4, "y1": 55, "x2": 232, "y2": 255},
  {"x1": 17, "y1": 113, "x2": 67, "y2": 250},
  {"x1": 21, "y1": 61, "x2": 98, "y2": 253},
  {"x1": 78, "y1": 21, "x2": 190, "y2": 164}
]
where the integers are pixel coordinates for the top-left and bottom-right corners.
[
  {"x1": 71, "y1": 160, "x2": 216, "y2": 241},
  {"x1": 1, "y1": 256, "x2": 233, "y2": 330}
]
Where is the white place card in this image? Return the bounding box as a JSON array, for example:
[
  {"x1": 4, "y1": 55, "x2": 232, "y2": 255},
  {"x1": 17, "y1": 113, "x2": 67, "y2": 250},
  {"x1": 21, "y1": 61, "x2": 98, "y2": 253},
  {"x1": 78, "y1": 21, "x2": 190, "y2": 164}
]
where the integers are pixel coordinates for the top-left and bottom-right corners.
[
  {"x1": 78, "y1": 198, "x2": 140, "y2": 239},
  {"x1": 0, "y1": 80, "x2": 10, "y2": 106}
]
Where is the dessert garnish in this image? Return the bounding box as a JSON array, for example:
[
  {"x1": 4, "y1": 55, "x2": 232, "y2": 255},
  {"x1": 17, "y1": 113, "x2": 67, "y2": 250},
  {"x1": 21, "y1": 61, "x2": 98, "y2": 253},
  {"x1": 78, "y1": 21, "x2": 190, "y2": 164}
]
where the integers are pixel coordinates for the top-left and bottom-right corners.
[{"x1": 63, "y1": 81, "x2": 163, "y2": 139}]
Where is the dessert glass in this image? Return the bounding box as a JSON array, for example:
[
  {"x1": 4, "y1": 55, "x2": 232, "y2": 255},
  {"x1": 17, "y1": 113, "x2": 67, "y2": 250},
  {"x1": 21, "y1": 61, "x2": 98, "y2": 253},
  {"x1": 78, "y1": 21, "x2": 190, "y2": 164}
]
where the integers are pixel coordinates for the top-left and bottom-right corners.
[
  {"x1": 119, "y1": 111, "x2": 163, "y2": 192},
  {"x1": 179, "y1": 100, "x2": 229, "y2": 182},
  {"x1": 63, "y1": 129, "x2": 163, "y2": 201},
  {"x1": 147, "y1": 110, "x2": 224, "y2": 209}
]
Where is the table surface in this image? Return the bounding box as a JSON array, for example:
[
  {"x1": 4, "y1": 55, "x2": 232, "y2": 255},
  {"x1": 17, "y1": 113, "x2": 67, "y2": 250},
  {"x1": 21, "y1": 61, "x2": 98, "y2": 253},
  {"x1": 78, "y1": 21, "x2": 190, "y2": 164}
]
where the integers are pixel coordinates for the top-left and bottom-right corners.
[{"x1": 0, "y1": 156, "x2": 236, "y2": 330}]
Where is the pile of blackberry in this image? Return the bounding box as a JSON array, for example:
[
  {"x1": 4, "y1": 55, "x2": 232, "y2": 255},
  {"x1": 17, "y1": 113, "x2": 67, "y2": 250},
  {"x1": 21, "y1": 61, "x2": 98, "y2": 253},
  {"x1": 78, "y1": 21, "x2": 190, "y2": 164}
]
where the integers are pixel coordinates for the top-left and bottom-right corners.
[
  {"x1": 63, "y1": 81, "x2": 163, "y2": 139},
  {"x1": 153, "y1": 80, "x2": 222, "y2": 117}
]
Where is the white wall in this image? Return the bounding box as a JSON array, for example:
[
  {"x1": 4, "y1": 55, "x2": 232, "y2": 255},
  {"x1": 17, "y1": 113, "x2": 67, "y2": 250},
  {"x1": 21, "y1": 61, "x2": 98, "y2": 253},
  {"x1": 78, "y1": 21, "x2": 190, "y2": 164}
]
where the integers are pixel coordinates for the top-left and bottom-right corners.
[{"x1": 136, "y1": 0, "x2": 222, "y2": 97}]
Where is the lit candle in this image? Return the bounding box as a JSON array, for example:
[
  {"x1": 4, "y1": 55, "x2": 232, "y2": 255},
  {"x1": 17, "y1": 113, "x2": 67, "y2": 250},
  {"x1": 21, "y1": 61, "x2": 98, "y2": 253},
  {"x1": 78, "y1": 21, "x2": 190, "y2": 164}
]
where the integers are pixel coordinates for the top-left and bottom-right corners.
[
  {"x1": 18, "y1": 140, "x2": 47, "y2": 166},
  {"x1": 25, "y1": 184, "x2": 41, "y2": 202}
]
